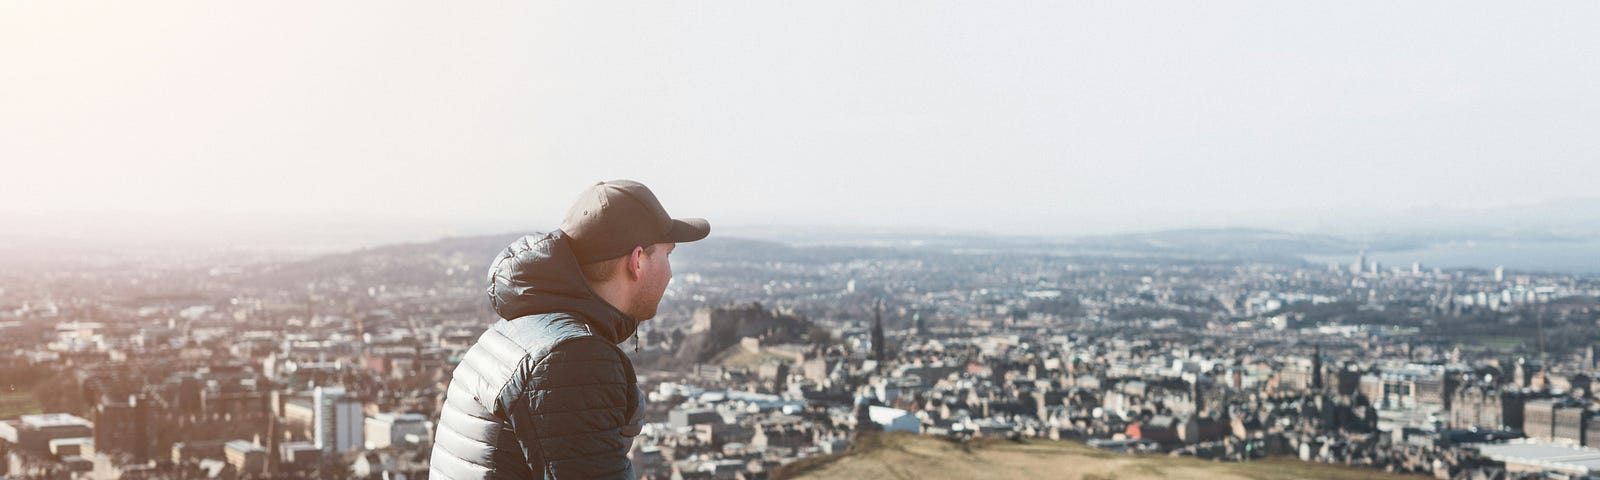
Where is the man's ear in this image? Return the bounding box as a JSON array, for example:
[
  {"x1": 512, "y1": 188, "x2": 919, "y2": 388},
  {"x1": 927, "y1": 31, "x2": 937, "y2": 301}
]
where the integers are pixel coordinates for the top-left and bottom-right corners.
[{"x1": 627, "y1": 246, "x2": 646, "y2": 280}]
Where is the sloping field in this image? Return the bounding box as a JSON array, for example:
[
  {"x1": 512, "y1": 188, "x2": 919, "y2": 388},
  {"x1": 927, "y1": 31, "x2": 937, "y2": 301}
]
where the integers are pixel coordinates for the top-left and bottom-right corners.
[
  {"x1": 0, "y1": 390, "x2": 43, "y2": 418},
  {"x1": 774, "y1": 432, "x2": 1419, "y2": 480},
  {"x1": 710, "y1": 343, "x2": 797, "y2": 369}
]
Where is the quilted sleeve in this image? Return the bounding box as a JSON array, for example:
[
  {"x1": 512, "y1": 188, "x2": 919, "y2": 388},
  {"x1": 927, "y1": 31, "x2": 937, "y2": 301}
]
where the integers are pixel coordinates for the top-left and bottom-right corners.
[{"x1": 500, "y1": 336, "x2": 635, "y2": 479}]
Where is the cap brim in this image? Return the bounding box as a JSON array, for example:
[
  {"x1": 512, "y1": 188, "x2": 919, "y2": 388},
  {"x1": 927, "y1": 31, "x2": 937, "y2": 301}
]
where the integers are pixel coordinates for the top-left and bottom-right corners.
[{"x1": 660, "y1": 217, "x2": 710, "y2": 243}]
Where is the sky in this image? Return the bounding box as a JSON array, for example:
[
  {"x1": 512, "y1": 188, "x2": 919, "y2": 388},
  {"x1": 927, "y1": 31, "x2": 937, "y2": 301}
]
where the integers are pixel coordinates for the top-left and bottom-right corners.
[{"x1": 3, "y1": 1, "x2": 1598, "y2": 244}]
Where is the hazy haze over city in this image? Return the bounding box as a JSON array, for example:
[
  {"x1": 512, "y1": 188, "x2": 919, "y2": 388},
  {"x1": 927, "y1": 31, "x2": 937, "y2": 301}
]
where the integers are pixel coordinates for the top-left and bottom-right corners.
[{"x1": 4, "y1": 1, "x2": 1598, "y2": 247}]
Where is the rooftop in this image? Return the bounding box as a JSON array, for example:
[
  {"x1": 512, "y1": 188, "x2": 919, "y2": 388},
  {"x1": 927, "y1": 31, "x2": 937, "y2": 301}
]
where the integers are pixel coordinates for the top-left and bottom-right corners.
[
  {"x1": 224, "y1": 440, "x2": 265, "y2": 453},
  {"x1": 1477, "y1": 442, "x2": 1600, "y2": 474},
  {"x1": 20, "y1": 413, "x2": 93, "y2": 429}
]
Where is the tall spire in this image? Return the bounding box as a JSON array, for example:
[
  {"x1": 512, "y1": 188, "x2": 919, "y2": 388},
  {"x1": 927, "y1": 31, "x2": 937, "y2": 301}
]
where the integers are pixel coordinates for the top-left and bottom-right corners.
[
  {"x1": 1537, "y1": 308, "x2": 1549, "y2": 390},
  {"x1": 871, "y1": 301, "x2": 885, "y2": 364},
  {"x1": 1312, "y1": 344, "x2": 1323, "y2": 391}
]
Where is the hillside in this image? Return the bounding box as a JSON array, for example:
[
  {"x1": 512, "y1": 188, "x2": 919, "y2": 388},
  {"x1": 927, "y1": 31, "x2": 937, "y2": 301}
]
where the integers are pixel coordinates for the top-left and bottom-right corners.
[
  {"x1": 661, "y1": 303, "x2": 827, "y2": 369},
  {"x1": 772, "y1": 432, "x2": 1419, "y2": 480}
]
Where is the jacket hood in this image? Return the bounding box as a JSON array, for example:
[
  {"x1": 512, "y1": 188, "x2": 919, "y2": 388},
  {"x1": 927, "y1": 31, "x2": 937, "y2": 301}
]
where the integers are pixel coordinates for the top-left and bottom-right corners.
[{"x1": 487, "y1": 231, "x2": 638, "y2": 344}]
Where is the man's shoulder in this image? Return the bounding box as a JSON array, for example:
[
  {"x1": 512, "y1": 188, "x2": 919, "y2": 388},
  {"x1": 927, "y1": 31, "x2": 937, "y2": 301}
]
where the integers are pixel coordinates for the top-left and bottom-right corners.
[
  {"x1": 492, "y1": 319, "x2": 632, "y2": 409},
  {"x1": 487, "y1": 312, "x2": 597, "y2": 354}
]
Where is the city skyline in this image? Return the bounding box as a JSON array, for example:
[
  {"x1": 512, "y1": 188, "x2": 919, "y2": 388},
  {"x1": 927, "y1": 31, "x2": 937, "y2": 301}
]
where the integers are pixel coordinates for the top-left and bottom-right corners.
[{"x1": 4, "y1": 219, "x2": 1598, "y2": 478}]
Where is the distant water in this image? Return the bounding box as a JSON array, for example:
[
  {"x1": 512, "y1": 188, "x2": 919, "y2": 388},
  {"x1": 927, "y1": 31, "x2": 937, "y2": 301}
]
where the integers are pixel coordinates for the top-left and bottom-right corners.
[{"x1": 1304, "y1": 239, "x2": 1600, "y2": 275}]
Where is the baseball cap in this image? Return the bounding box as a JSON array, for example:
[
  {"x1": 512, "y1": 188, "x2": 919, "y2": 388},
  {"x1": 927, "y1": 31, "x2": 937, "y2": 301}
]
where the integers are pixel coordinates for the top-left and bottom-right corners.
[{"x1": 560, "y1": 180, "x2": 710, "y2": 264}]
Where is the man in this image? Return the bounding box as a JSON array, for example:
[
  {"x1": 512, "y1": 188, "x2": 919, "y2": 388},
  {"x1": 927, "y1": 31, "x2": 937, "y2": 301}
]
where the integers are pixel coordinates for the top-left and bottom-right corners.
[{"x1": 430, "y1": 180, "x2": 709, "y2": 479}]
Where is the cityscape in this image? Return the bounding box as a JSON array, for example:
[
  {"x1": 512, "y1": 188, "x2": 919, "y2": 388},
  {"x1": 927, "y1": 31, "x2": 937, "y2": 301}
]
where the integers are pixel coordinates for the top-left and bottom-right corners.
[
  {"x1": 3, "y1": 230, "x2": 1599, "y2": 479},
  {"x1": 8, "y1": 1, "x2": 1600, "y2": 479}
]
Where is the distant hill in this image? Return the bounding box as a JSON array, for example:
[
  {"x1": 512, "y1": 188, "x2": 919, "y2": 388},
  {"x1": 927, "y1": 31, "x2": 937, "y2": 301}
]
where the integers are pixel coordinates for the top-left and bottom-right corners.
[
  {"x1": 1066, "y1": 228, "x2": 1361, "y2": 258},
  {"x1": 715, "y1": 226, "x2": 1368, "y2": 260},
  {"x1": 237, "y1": 233, "x2": 524, "y2": 290},
  {"x1": 773, "y1": 432, "x2": 1419, "y2": 480},
  {"x1": 662, "y1": 303, "x2": 826, "y2": 369},
  {"x1": 235, "y1": 233, "x2": 874, "y2": 291}
]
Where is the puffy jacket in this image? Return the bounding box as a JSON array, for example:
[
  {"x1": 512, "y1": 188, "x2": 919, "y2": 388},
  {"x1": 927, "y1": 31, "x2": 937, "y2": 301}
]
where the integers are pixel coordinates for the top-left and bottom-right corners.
[{"x1": 430, "y1": 231, "x2": 645, "y2": 479}]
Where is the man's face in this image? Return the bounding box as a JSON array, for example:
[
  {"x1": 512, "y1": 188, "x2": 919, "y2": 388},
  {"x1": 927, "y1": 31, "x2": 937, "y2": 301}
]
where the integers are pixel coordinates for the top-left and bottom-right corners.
[{"x1": 630, "y1": 242, "x2": 675, "y2": 320}]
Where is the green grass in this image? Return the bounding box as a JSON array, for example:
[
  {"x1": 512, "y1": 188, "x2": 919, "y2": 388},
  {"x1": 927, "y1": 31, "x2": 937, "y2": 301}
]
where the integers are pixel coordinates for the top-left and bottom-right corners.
[
  {"x1": 709, "y1": 344, "x2": 798, "y2": 370},
  {"x1": 0, "y1": 390, "x2": 43, "y2": 419},
  {"x1": 773, "y1": 432, "x2": 1425, "y2": 480}
]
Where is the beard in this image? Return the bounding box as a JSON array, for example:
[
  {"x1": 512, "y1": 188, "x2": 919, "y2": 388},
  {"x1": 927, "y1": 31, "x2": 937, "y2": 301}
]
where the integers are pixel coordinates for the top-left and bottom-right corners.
[{"x1": 629, "y1": 278, "x2": 668, "y2": 320}]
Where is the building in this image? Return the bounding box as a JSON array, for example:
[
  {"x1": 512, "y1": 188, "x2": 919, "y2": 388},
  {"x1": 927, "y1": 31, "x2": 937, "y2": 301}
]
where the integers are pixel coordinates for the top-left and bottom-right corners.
[
  {"x1": 171, "y1": 440, "x2": 227, "y2": 464},
  {"x1": 866, "y1": 406, "x2": 920, "y2": 433},
  {"x1": 364, "y1": 413, "x2": 429, "y2": 449},
  {"x1": 279, "y1": 441, "x2": 322, "y2": 471},
  {"x1": 1126, "y1": 415, "x2": 1179, "y2": 443},
  {"x1": 1177, "y1": 415, "x2": 1225, "y2": 444},
  {"x1": 223, "y1": 440, "x2": 266, "y2": 476},
  {"x1": 669, "y1": 408, "x2": 722, "y2": 430},
  {"x1": 1586, "y1": 416, "x2": 1600, "y2": 448},
  {"x1": 1554, "y1": 405, "x2": 1589, "y2": 446},
  {"x1": 0, "y1": 414, "x2": 94, "y2": 454},
  {"x1": 1367, "y1": 366, "x2": 1449, "y2": 410},
  {"x1": 1477, "y1": 441, "x2": 1600, "y2": 476},
  {"x1": 313, "y1": 386, "x2": 363, "y2": 453},
  {"x1": 284, "y1": 397, "x2": 316, "y2": 440},
  {"x1": 93, "y1": 394, "x2": 152, "y2": 462},
  {"x1": 1523, "y1": 399, "x2": 1587, "y2": 446},
  {"x1": 200, "y1": 383, "x2": 270, "y2": 421},
  {"x1": 1451, "y1": 386, "x2": 1506, "y2": 430}
]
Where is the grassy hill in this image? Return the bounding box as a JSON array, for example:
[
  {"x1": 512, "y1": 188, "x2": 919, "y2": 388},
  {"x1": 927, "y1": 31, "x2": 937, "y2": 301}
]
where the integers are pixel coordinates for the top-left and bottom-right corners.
[
  {"x1": 708, "y1": 343, "x2": 798, "y2": 370},
  {"x1": 0, "y1": 390, "x2": 43, "y2": 418},
  {"x1": 772, "y1": 432, "x2": 1420, "y2": 480}
]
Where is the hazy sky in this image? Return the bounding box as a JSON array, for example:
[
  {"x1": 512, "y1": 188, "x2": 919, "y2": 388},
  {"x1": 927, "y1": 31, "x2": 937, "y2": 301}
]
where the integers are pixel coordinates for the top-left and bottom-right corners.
[{"x1": 4, "y1": 1, "x2": 1598, "y2": 239}]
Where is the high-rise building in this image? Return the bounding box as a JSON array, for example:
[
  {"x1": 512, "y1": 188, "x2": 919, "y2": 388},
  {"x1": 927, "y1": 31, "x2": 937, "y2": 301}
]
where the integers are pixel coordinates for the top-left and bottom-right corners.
[
  {"x1": 93, "y1": 394, "x2": 151, "y2": 462},
  {"x1": 312, "y1": 386, "x2": 363, "y2": 453}
]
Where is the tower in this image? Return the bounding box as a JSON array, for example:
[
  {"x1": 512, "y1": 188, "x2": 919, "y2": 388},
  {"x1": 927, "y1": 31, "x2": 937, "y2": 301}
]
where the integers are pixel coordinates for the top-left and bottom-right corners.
[
  {"x1": 871, "y1": 301, "x2": 885, "y2": 363},
  {"x1": 356, "y1": 316, "x2": 366, "y2": 357},
  {"x1": 1312, "y1": 344, "x2": 1324, "y2": 391},
  {"x1": 265, "y1": 414, "x2": 282, "y2": 475}
]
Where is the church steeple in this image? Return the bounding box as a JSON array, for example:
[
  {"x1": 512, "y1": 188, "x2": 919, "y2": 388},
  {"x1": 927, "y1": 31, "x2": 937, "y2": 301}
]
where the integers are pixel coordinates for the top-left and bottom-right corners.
[
  {"x1": 1312, "y1": 344, "x2": 1324, "y2": 391},
  {"x1": 1191, "y1": 376, "x2": 1205, "y2": 414},
  {"x1": 871, "y1": 301, "x2": 885, "y2": 363}
]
